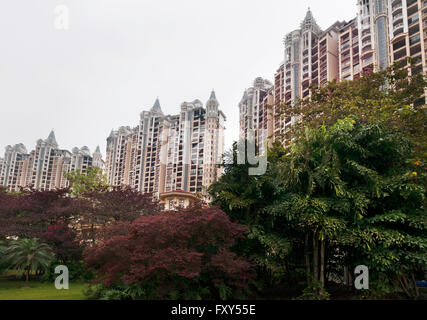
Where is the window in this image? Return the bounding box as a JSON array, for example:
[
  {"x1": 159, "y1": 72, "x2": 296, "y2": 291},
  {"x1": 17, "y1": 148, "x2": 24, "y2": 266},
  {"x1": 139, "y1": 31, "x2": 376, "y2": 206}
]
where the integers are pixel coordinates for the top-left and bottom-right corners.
[
  {"x1": 376, "y1": 17, "x2": 388, "y2": 69},
  {"x1": 408, "y1": 14, "x2": 419, "y2": 26},
  {"x1": 410, "y1": 34, "x2": 420, "y2": 45}
]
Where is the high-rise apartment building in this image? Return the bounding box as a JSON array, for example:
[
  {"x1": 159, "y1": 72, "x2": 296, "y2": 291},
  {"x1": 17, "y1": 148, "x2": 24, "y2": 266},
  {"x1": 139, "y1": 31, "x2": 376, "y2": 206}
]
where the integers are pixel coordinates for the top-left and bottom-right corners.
[
  {"x1": 239, "y1": 78, "x2": 274, "y2": 153},
  {"x1": 105, "y1": 93, "x2": 226, "y2": 199},
  {"x1": 242, "y1": 3, "x2": 427, "y2": 149},
  {"x1": 385, "y1": 0, "x2": 426, "y2": 75},
  {"x1": 0, "y1": 131, "x2": 104, "y2": 192},
  {"x1": 340, "y1": 0, "x2": 427, "y2": 81},
  {"x1": 241, "y1": 10, "x2": 345, "y2": 147}
]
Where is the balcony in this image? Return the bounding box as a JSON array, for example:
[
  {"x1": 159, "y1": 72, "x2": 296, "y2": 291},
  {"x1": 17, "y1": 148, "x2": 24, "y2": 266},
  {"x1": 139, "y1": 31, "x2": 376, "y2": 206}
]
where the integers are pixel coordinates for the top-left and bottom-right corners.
[
  {"x1": 362, "y1": 45, "x2": 372, "y2": 54},
  {"x1": 362, "y1": 55, "x2": 373, "y2": 65},
  {"x1": 393, "y1": 13, "x2": 403, "y2": 22},
  {"x1": 392, "y1": 2, "x2": 403, "y2": 14},
  {"x1": 341, "y1": 41, "x2": 350, "y2": 51},
  {"x1": 362, "y1": 39, "x2": 372, "y2": 49},
  {"x1": 361, "y1": 22, "x2": 371, "y2": 31},
  {"x1": 341, "y1": 58, "x2": 351, "y2": 69},
  {"x1": 341, "y1": 66, "x2": 351, "y2": 76},
  {"x1": 393, "y1": 22, "x2": 404, "y2": 33}
]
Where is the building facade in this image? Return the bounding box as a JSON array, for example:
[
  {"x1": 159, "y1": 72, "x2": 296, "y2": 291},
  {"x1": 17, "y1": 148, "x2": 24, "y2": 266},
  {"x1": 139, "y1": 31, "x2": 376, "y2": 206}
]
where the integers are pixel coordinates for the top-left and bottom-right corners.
[
  {"x1": 0, "y1": 131, "x2": 104, "y2": 192},
  {"x1": 239, "y1": 78, "x2": 274, "y2": 153},
  {"x1": 242, "y1": 3, "x2": 427, "y2": 149},
  {"x1": 105, "y1": 93, "x2": 226, "y2": 199}
]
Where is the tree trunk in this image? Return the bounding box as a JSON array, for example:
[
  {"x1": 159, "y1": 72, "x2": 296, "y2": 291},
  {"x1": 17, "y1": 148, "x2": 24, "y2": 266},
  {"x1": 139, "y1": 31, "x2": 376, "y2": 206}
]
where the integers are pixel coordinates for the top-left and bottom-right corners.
[
  {"x1": 320, "y1": 239, "x2": 325, "y2": 292},
  {"x1": 305, "y1": 233, "x2": 311, "y2": 285},
  {"x1": 348, "y1": 268, "x2": 353, "y2": 288},
  {"x1": 398, "y1": 276, "x2": 411, "y2": 298},
  {"x1": 26, "y1": 268, "x2": 30, "y2": 283},
  {"x1": 411, "y1": 272, "x2": 419, "y2": 298},
  {"x1": 313, "y1": 236, "x2": 318, "y2": 285},
  {"x1": 91, "y1": 223, "x2": 95, "y2": 245},
  {"x1": 344, "y1": 266, "x2": 348, "y2": 286}
]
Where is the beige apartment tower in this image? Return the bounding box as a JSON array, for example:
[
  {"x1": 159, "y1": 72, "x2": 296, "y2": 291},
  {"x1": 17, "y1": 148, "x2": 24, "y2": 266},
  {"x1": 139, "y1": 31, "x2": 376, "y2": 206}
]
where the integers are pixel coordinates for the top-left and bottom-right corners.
[
  {"x1": 105, "y1": 93, "x2": 226, "y2": 200},
  {"x1": 241, "y1": 4, "x2": 427, "y2": 150},
  {"x1": 0, "y1": 131, "x2": 104, "y2": 192}
]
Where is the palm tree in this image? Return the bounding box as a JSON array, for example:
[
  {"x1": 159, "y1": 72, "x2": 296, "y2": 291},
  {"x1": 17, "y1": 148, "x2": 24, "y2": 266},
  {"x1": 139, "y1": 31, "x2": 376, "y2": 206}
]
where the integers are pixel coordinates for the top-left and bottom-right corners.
[
  {"x1": 6, "y1": 238, "x2": 54, "y2": 282},
  {"x1": 0, "y1": 243, "x2": 7, "y2": 275}
]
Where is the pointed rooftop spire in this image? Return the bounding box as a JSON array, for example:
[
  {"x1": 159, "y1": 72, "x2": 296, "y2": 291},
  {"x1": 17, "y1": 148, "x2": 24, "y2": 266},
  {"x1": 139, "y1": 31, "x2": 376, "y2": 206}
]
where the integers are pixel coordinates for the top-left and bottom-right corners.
[
  {"x1": 305, "y1": 7, "x2": 312, "y2": 20},
  {"x1": 95, "y1": 145, "x2": 101, "y2": 153},
  {"x1": 47, "y1": 129, "x2": 57, "y2": 145},
  {"x1": 241, "y1": 90, "x2": 248, "y2": 101},
  {"x1": 209, "y1": 89, "x2": 217, "y2": 100},
  {"x1": 151, "y1": 97, "x2": 162, "y2": 113},
  {"x1": 301, "y1": 7, "x2": 321, "y2": 33}
]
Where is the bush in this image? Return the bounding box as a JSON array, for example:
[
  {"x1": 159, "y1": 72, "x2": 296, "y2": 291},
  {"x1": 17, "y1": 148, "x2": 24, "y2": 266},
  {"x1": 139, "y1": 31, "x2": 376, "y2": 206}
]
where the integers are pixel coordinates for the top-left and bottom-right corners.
[
  {"x1": 84, "y1": 206, "x2": 255, "y2": 300},
  {"x1": 296, "y1": 280, "x2": 331, "y2": 300},
  {"x1": 40, "y1": 260, "x2": 95, "y2": 282},
  {"x1": 39, "y1": 221, "x2": 82, "y2": 264},
  {"x1": 0, "y1": 242, "x2": 8, "y2": 275}
]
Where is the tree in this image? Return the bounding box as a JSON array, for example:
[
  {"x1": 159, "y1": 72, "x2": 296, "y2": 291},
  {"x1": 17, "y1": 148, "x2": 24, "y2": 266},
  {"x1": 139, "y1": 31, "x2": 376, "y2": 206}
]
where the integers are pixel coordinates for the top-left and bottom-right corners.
[
  {"x1": 65, "y1": 167, "x2": 109, "y2": 197},
  {"x1": 0, "y1": 242, "x2": 7, "y2": 275},
  {"x1": 0, "y1": 188, "x2": 81, "y2": 239},
  {"x1": 266, "y1": 118, "x2": 426, "y2": 298},
  {"x1": 280, "y1": 58, "x2": 427, "y2": 159},
  {"x1": 78, "y1": 186, "x2": 160, "y2": 244},
  {"x1": 84, "y1": 206, "x2": 254, "y2": 300},
  {"x1": 5, "y1": 238, "x2": 54, "y2": 282},
  {"x1": 212, "y1": 118, "x2": 426, "y2": 299},
  {"x1": 39, "y1": 220, "x2": 82, "y2": 264},
  {"x1": 209, "y1": 142, "x2": 293, "y2": 289}
]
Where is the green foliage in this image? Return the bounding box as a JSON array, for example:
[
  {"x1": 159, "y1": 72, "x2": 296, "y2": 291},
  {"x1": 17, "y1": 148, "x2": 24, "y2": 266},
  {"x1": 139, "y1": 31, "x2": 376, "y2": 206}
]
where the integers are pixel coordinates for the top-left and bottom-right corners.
[
  {"x1": 0, "y1": 242, "x2": 7, "y2": 275},
  {"x1": 65, "y1": 167, "x2": 109, "y2": 197},
  {"x1": 211, "y1": 116, "x2": 426, "y2": 299},
  {"x1": 41, "y1": 260, "x2": 95, "y2": 282},
  {"x1": 296, "y1": 280, "x2": 330, "y2": 300},
  {"x1": 281, "y1": 58, "x2": 427, "y2": 160},
  {"x1": 216, "y1": 283, "x2": 232, "y2": 300},
  {"x1": 4, "y1": 238, "x2": 55, "y2": 282}
]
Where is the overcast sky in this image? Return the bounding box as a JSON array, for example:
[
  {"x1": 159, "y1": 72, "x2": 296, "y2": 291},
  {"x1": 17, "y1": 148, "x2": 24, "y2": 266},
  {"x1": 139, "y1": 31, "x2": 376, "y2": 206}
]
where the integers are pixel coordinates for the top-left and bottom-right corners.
[{"x1": 0, "y1": 0, "x2": 357, "y2": 157}]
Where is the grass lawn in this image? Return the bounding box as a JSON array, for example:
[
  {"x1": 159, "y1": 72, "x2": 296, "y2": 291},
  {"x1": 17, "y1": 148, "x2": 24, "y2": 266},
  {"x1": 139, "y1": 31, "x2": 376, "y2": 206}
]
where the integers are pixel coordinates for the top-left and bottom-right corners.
[{"x1": 0, "y1": 276, "x2": 88, "y2": 300}]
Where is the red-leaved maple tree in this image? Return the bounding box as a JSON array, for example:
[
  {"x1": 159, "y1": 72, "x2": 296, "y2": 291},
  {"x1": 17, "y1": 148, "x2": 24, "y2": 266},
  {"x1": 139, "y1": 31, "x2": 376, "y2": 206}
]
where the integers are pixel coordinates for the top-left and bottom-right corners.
[
  {"x1": 39, "y1": 220, "x2": 82, "y2": 263},
  {"x1": 0, "y1": 188, "x2": 80, "y2": 238},
  {"x1": 84, "y1": 205, "x2": 254, "y2": 299}
]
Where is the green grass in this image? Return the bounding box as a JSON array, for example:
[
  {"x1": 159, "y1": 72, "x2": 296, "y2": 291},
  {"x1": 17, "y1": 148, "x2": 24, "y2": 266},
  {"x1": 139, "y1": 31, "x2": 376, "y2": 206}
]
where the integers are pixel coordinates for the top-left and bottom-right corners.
[{"x1": 0, "y1": 277, "x2": 88, "y2": 300}]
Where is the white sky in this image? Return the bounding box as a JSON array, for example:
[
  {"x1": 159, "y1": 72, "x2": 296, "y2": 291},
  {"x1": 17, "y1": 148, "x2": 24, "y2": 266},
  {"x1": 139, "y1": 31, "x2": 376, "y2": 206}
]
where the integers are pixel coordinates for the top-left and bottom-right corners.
[{"x1": 0, "y1": 0, "x2": 357, "y2": 158}]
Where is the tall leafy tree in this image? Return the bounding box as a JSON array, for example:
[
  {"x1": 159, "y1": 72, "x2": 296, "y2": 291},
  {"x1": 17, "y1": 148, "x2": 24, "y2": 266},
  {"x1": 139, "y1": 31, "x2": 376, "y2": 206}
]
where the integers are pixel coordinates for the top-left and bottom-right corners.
[
  {"x1": 279, "y1": 58, "x2": 427, "y2": 160},
  {"x1": 39, "y1": 220, "x2": 82, "y2": 264},
  {"x1": 266, "y1": 118, "x2": 426, "y2": 298},
  {"x1": 65, "y1": 167, "x2": 109, "y2": 197},
  {"x1": 212, "y1": 119, "x2": 426, "y2": 299},
  {"x1": 0, "y1": 188, "x2": 80, "y2": 238},
  {"x1": 209, "y1": 142, "x2": 293, "y2": 288}
]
